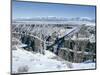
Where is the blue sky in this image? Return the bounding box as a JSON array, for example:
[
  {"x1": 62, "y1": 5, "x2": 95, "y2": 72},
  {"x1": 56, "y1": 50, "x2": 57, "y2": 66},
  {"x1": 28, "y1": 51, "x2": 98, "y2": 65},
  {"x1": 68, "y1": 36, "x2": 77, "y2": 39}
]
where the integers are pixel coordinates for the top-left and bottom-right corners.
[{"x1": 12, "y1": 0, "x2": 96, "y2": 19}]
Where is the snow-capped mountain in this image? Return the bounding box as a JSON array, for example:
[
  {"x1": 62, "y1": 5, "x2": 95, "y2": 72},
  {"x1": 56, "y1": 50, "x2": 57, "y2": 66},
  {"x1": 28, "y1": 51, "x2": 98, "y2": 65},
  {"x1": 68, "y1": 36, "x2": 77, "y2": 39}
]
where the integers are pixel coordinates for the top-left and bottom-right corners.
[{"x1": 13, "y1": 17, "x2": 95, "y2": 23}]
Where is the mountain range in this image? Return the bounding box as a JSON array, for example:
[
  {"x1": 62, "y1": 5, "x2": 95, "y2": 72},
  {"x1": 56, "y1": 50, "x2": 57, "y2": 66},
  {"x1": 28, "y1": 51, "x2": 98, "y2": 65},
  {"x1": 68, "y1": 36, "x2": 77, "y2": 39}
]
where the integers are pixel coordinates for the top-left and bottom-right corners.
[{"x1": 13, "y1": 17, "x2": 95, "y2": 23}]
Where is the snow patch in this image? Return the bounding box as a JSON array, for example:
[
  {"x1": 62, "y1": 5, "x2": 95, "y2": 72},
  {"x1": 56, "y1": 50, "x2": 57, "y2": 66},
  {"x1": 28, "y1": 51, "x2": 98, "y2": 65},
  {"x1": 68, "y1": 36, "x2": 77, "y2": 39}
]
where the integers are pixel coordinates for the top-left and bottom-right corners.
[
  {"x1": 12, "y1": 47, "x2": 96, "y2": 73},
  {"x1": 12, "y1": 47, "x2": 69, "y2": 73}
]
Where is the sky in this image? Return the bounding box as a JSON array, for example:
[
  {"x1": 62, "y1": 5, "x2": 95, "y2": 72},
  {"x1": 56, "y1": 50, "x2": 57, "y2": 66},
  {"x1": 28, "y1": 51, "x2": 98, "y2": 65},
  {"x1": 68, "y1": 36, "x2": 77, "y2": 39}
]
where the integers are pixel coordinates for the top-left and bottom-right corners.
[{"x1": 12, "y1": 0, "x2": 96, "y2": 19}]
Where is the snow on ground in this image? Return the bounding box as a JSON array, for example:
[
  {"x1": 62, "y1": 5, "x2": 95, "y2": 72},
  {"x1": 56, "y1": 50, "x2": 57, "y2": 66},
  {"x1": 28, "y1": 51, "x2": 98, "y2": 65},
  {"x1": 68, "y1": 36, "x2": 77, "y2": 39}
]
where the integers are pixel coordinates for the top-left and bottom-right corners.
[
  {"x1": 12, "y1": 47, "x2": 69, "y2": 73},
  {"x1": 71, "y1": 62, "x2": 95, "y2": 70},
  {"x1": 12, "y1": 46, "x2": 96, "y2": 73}
]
